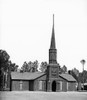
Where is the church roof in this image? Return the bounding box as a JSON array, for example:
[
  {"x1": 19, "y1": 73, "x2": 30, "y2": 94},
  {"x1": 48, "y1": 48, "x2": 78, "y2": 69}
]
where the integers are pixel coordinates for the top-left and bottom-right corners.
[
  {"x1": 59, "y1": 73, "x2": 76, "y2": 82},
  {"x1": 11, "y1": 72, "x2": 76, "y2": 82},
  {"x1": 11, "y1": 72, "x2": 45, "y2": 80}
]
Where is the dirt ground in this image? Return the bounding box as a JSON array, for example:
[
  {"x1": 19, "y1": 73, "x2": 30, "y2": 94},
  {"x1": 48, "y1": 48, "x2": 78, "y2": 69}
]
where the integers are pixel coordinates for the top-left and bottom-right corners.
[{"x1": 0, "y1": 91, "x2": 87, "y2": 100}]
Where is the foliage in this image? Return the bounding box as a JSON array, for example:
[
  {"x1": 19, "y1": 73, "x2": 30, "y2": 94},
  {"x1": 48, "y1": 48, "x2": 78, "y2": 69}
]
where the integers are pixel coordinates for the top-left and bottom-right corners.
[
  {"x1": 9, "y1": 61, "x2": 19, "y2": 72},
  {"x1": 39, "y1": 62, "x2": 48, "y2": 72},
  {"x1": 0, "y1": 50, "x2": 10, "y2": 70},
  {"x1": 80, "y1": 59, "x2": 86, "y2": 83},
  {"x1": 61, "y1": 65, "x2": 67, "y2": 73},
  {"x1": 0, "y1": 50, "x2": 10, "y2": 62},
  {"x1": 0, "y1": 49, "x2": 19, "y2": 90},
  {"x1": 21, "y1": 60, "x2": 39, "y2": 72},
  {"x1": 58, "y1": 64, "x2": 63, "y2": 74},
  {"x1": 79, "y1": 70, "x2": 87, "y2": 83},
  {"x1": 0, "y1": 50, "x2": 10, "y2": 90},
  {"x1": 80, "y1": 59, "x2": 86, "y2": 65},
  {"x1": 68, "y1": 68, "x2": 87, "y2": 83},
  {"x1": 68, "y1": 69, "x2": 79, "y2": 82}
]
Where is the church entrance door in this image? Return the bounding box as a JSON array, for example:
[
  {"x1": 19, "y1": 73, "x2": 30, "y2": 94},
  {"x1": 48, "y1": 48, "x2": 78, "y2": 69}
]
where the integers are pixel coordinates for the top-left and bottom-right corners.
[
  {"x1": 29, "y1": 80, "x2": 34, "y2": 91},
  {"x1": 52, "y1": 81, "x2": 56, "y2": 92}
]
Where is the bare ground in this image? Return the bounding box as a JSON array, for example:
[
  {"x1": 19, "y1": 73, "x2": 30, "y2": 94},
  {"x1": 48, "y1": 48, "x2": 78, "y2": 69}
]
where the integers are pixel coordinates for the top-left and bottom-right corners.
[{"x1": 0, "y1": 91, "x2": 87, "y2": 100}]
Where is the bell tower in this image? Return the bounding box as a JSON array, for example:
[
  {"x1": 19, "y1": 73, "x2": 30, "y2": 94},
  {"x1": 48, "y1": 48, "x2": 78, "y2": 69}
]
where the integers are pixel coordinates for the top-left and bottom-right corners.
[{"x1": 46, "y1": 14, "x2": 59, "y2": 92}]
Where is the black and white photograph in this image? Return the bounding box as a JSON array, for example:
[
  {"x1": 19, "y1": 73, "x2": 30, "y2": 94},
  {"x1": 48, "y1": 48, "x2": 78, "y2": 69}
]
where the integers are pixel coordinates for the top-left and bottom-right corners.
[{"x1": 0, "y1": 0, "x2": 87, "y2": 100}]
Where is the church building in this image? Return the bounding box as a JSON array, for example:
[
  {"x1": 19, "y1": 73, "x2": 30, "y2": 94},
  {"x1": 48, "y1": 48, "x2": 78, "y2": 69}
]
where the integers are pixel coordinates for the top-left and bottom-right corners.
[{"x1": 9, "y1": 15, "x2": 77, "y2": 92}]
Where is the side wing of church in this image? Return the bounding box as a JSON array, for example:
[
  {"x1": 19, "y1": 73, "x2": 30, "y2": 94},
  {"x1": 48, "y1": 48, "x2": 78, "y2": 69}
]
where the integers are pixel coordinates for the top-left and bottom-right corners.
[{"x1": 9, "y1": 15, "x2": 77, "y2": 92}]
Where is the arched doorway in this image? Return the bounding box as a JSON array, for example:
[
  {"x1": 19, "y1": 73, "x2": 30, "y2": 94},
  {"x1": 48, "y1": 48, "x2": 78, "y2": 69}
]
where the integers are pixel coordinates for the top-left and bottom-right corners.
[{"x1": 52, "y1": 81, "x2": 56, "y2": 92}]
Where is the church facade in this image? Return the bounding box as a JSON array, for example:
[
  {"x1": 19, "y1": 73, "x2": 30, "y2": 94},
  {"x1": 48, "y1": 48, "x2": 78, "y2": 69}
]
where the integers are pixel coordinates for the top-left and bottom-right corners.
[
  {"x1": 10, "y1": 72, "x2": 76, "y2": 91},
  {"x1": 9, "y1": 15, "x2": 77, "y2": 92}
]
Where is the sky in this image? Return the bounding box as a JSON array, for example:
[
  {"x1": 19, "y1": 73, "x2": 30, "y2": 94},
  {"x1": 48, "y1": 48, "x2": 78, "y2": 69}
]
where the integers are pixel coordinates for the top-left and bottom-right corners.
[{"x1": 0, "y1": 0, "x2": 87, "y2": 72}]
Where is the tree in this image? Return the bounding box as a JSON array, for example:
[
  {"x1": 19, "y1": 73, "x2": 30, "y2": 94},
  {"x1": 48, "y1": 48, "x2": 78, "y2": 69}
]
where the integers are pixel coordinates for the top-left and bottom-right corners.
[
  {"x1": 79, "y1": 70, "x2": 87, "y2": 83},
  {"x1": 58, "y1": 63, "x2": 62, "y2": 74},
  {"x1": 0, "y1": 49, "x2": 19, "y2": 90},
  {"x1": 80, "y1": 59, "x2": 86, "y2": 90},
  {"x1": 68, "y1": 69, "x2": 79, "y2": 82},
  {"x1": 0, "y1": 49, "x2": 10, "y2": 90},
  {"x1": 69, "y1": 69, "x2": 87, "y2": 90},
  {"x1": 0, "y1": 50, "x2": 10, "y2": 70},
  {"x1": 72, "y1": 68, "x2": 79, "y2": 77},
  {"x1": 80, "y1": 59, "x2": 86, "y2": 66},
  {"x1": 21, "y1": 61, "x2": 28, "y2": 72},
  {"x1": 39, "y1": 62, "x2": 47, "y2": 72},
  {"x1": 61, "y1": 65, "x2": 67, "y2": 73},
  {"x1": 10, "y1": 62, "x2": 19, "y2": 72},
  {"x1": 32, "y1": 60, "x2": 38, "y2": 72},
  {"x1": 21, "y1": 60, "x2": 39, "y2": 72}
]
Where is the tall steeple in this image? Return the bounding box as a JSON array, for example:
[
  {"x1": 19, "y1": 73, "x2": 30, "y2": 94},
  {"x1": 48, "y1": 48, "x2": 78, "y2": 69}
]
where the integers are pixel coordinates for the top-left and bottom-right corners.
[
  {"x1": 50, "y1": 14, "x2": 56, "y2": 49},
  {"x1": 47, "y1": 15, "x2": 59, "y2": 92},
  {"x1": 49, "y1": 14, "x2": 57, "y2": 64}
]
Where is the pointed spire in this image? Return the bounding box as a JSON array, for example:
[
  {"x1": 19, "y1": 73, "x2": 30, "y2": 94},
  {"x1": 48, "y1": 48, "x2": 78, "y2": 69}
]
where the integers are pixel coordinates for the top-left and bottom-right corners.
[{"x1": 50, "y1": 14, "x2": 56, "y2": 49}]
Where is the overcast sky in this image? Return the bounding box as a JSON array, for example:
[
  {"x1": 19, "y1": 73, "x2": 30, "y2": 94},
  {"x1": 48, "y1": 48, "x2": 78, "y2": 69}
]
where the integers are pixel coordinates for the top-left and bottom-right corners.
[{"x1": 0, "y1": 0, "x2": 87, "y2": 72}]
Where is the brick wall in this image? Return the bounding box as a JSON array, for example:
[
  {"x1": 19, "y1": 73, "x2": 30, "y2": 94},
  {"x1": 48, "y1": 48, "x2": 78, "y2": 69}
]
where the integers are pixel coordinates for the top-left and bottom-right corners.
[
  {"x1": 12, "y1": 80, "x2": 20, "y2": 91},
  {"x1": 11, "y1": 80, "x2": 29, "y2": 91},
  {"x1": 68, "y1": 82, "x2": 76, "y2": 91},
  {"x1": 62, "y1": 81, "x2": 67, "y2": 91},
  {"x1": 34, "y1": 75, "x2": 46, "y2": 91}
]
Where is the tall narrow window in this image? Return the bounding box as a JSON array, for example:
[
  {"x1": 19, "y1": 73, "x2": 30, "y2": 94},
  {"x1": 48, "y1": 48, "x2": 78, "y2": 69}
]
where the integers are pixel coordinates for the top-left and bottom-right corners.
[
  {"x1": 39, "y1": 81, "x2": 42, "y2": 90},
  {"x1": 20, "y1": 81, "x2": 23, "y2": 90},
  {"x1": 5, "y1": 73, "x2": 7, "y2": 88},
  {"x1": 60, "y1": 81, "x2": 62, "y2": 91},
  {"x1": 67, "y1": 82, "x2": 68, "y2": 91}
]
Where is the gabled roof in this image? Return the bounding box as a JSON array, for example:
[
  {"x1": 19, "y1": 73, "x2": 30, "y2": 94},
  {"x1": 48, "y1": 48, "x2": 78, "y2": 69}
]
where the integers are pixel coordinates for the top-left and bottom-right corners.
[
  {"x1": 11, "y1": 72, "x2": 45, "y2": 80},
  {"x1": 59, "y1": 73, "x2": 76, "y2": 82},
  {"x1": 11, "y1": 72, "x2": 76, "y2": 82}
]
